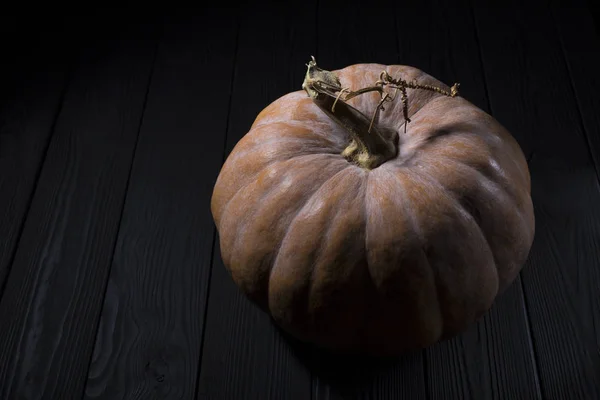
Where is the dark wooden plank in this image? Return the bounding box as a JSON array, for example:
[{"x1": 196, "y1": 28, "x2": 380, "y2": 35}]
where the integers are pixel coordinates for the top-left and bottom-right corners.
[
  {"x1": 316, "y1": 0, "x2": 402, "y2": 66},
  {"x1": 0, "y1": 22, "x2": 71, "y2": 294},
  {"x1": 392, "y1": 1, "x2": 542, "y2": 399},
  {"x1": 549, "y1": 0, "x2": 600, "y2": 354},
  {"x1": 550, "y1": 0, "x2": 600, "y2": 192},
  {"x1": 0, "y1": 19, "x2": 159, "y2": 399},
  {"x1": 472, "y1": 1, "x2": 600, "y2": 398},
  {"x1": 311, "y1": 1, "x2": 427, "y2": 399},
  {"x1": 83, "y1": 12, "x2": 237, "y2": 400},
  {"x1": 197, "y1": 3, "x2": 316, "y2": 399}
]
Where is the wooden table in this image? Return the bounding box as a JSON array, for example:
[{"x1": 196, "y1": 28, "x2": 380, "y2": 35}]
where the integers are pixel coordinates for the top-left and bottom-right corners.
[{"x1": 0, "y1": 1, "x2": 599, "y2": 398}]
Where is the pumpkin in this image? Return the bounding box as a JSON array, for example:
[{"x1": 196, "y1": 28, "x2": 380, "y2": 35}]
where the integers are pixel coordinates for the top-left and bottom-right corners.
[{"x1": 210, "y1": 58, "x2": 535, "y2": 356}]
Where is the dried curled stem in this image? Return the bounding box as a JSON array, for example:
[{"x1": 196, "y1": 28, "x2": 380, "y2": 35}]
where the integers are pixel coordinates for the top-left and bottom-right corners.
[
  {"x1": 301, "y1": 56, "x2": 460, "y2": 169},
  {"x1": 302, "y1": 57, "x2": 396, "y2": 169},
  {"x1": 376, "y1": 70, "x2": 460, "y2": 132},
  {"x1": 303, "y1": 56, "x2": 460, "y2": 134}
]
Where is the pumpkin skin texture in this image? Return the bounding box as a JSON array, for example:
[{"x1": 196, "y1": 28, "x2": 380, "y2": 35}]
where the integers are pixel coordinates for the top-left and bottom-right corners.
[{"x1": 211, "y1": 63, "x2": 535, "y2": 356}]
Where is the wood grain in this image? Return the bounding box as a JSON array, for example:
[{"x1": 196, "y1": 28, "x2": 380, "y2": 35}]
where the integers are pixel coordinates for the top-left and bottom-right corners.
[
  {"x1": 197, "y1": 3, "x2": 316, "y2": 399},
  {"x1": 549, "y1": 0, "x2": 600, "y2": 187},
  {"x1": 549, "y1": 0, "x2": 600, "y2": 354},
  {"x1": 0, "y1": 19, "x2": 158, "y2": 399},
  {"x1": 0, "y1": 23, "x2": 71, "y2": 294},
  {"x1": 472, "y1": 1, "x2": 600, "y2": 397},
  {"x1": 82, "y1": 12, "x2": 238, "y2": 400}
]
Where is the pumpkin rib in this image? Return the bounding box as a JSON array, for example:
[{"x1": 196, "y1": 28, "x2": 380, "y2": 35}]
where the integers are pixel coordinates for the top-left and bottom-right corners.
[
  {"x1": 215, "y1": 148, "x2": 330, "y2": 217},
  {"x1": 241, "y1": 134, "x2": 340, "y2": 154},
  {"x1": 212, "y1": 131, "x2": 336, "y2": 226},
  {"x1": 266, "y1": 164, "x2": 355, "y2": 318},
  {"x1": 489, "y1": 123, "x2": 531, "y2": 191},
  {"x1": 306, "y1": 169, "x2": 369, "y2": 348},
  {"x1": 401, "y1": 108, "x2": 529, "y2": 208},
  {"x1": 305, "y1": 168, "x2": 365, "y2": 299},
  {"x1": 384, "y1": 107, "x2": 494, "y2": 169},
  {"x1": 223, "y1": 154, "x2": 351, "y2": 307},
  {"x1": 247, "y1": 120, "x2": 342, "y2": 144},
  {"x1": 218, "y1": 154, "x2": 333, "y2": 273},
  {"x1": 393, "y1": 170, "x2": 450, "y2": 338},
  {"x1": 218, "y1": 152, "x2": 346, "y2": 231},
  {"x1": 364, "y1": 168, "x2": 444, "y2": 349},
  {"x1": 253, "y1": 117, "x2": 344, "y2": 141},
  {"x1": 359, "y1": 172, "x2": 373, "y2": 350},
  {"x1": 403, "y1": 189, "x2": 447, "y2": 343},
  {"x1": 428, "y1": 152, "x2": 528, "y2": 220},
  {"x1": 224, "y1": 135, "x2": 342, "y2": 173},
  {"x1": 467, "y1": 112, "x2": 531, "y2": 192},
  {"x1": 251, "y1": 92, "x2": 317, "y2": 128},
  {"x1": 404, "y1": 167, "x2": 500, "y2": 332},
  {"x1": 411, "y1": 164, "x2": 499, "y2": 258},
  {"x1": 415, "y1": 152, "x2": 533, "y2": 288},
  {"x1": 231, "y1": 124, "x2": 344, "y2": 161},
  {"x1": 251, "y1": 94, "x2": 352, "y2": 151},
  {"x1": 477, "y1": 129, "x2": 530, "y2": 193}
]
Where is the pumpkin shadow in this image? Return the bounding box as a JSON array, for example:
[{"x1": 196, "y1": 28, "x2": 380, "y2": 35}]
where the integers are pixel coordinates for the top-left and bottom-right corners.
[{"x1": 276, "y1": 326, "x2": 420, "y2": 389}]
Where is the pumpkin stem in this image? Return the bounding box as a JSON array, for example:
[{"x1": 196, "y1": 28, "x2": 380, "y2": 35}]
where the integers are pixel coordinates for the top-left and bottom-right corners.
[
  {"x1": 301, "y1": 58, "x2": 461, "y2": 168},
  {"x1": 302, "y1": 57, "x2": 460, "y2": 168},
  {"x1": 302, "y1": 57, "x2": 398, "y2": 170}
]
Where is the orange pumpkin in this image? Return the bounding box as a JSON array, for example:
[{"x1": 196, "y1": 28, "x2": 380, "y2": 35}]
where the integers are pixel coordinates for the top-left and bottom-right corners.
[{"x1": 211, "y1": 58, "x2": 534, "y2": 356}]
